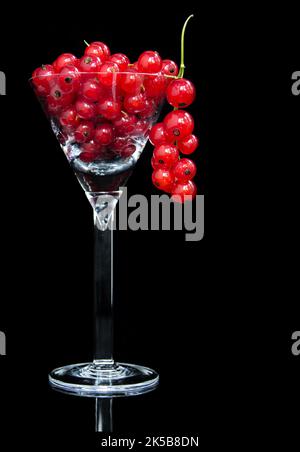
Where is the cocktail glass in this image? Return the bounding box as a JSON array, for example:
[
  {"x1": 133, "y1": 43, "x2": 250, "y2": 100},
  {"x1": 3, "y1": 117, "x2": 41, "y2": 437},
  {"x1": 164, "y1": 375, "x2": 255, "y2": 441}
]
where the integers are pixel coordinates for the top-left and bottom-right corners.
[{"x1": 30, "y1": 71, "x2": 165, "y2": 396}]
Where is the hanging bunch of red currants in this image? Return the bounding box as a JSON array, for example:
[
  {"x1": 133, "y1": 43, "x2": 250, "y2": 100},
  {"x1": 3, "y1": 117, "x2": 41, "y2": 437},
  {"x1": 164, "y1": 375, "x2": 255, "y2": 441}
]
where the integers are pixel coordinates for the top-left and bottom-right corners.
[{"x1": 150, "y1": 15, "x2": 198, "y2": 202}]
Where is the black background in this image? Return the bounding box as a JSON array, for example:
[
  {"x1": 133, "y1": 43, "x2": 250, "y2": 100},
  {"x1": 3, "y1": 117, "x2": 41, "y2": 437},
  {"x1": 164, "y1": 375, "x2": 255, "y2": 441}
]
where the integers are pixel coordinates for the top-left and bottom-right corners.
[{"x1": 0, "y1": 1, "x2": 299, "y2": 448}]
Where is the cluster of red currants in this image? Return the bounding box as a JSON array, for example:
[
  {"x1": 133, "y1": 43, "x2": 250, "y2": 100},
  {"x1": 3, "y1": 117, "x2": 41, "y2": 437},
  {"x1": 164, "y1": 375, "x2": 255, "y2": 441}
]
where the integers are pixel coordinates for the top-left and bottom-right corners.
[
  {"x1": 150, "y1": 77, "x2": 198, "y2": 202},
  {"x1": 32, "y1": 43, "x2": 178, "y2": 163}
]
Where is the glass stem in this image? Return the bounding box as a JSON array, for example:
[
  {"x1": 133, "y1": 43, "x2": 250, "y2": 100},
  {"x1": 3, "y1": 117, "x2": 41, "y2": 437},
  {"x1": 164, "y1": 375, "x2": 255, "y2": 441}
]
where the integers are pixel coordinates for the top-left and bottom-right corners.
[{"x1": 93, "y1": 209, "x2": 114, "y2": 364}]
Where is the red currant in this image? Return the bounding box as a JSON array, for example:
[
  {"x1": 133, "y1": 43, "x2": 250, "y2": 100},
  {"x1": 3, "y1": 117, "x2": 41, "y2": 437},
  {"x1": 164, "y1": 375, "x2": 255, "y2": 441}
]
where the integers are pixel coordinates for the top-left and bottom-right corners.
[
  {"x1": 58, "y1": 65, "x2": 80, "y2": 93},
  {"x1": 47, "y1": 85, "x2": 74, "y2": 113},
  {"x1": 75, "y1": 98, "x2": 96, "y2": 120},
  {"x1": 119, "y1": 69, "x2": 143, "y2": 94},
  {"x1": 166, "y1": 78, "x2": 196, "y2": 108},
  {"x1": 74, "y1": 121, "x2": 94, "y2": 143},
  {"x1": 80, "y1": 149, "x2": 102, "y2": 162},
  {"x1": 137, "y1": 51, "x2": 162, "y2": 73},
  {"x1": 78, "y1": 55, "x2": 102, "y2": 74},
  {"x1": 32, "y1": 64, "x2": 55, "y2": 96},
  {"x1": 97, "y1": 97, "x2": 121, "y2": 120},
  {"x1": 149, "y1": 122, "x2": 172, "y2": 146},
  {"x1": 173, "y1": 158, "x2": 196, "y2": 182},
  {"x1": 132, "y1": 119, "x2": 149, "y2": 136},
  {"x1": 137, "y1": 99, "x2": 157, "y2": 119},
  {"x1": 163, "y1": 110, "x2": 194, "y2": 140},
  {"x1": 80, "y1": 79, "x2": 103, "y2": 102},
  {"x1": 81, "y1": 139, "x2": 101, "y2": 153},
  {"x1": 144, "y1": 73, "x2": 165, "y2": 98},
  {"x1": 109, "y1": 53, "x2": 130, "y2": 71},
  {"x1": 53, "y1": 53, "x2": 77, "y2": 72},
  {"x1": 59, "y1": 106, "x2": 81, "y2": 129},
  {"x1": 161, "y1": 59, "x2": 179, "y2": 77},
  {"x1": 113, "y1": 113, "x2": 137, "y2": 136},
  {"x1": 124, "y1": 93, "x2": 147, "y2": 114},
  {"x1": 177, "y1": 134, "x2": 198, "y2": 154},
  {"x1": 84, "y1": 43, "x2": 107, "y2": 63},
  {"x1": 94, "y1": 123, "x2": 114, "y2": 145},
  {"x1": 171, "y1": 180, "x2": 197, "y2": 202},
  {"x1": 152, "y1": 168, "x2": 174, "y2": 191},
  {"x1": 98, "y1": 61, "x2": 120, "y2": 87},
  {"x1": 153, "y1": 144, "x2": 179, "y2": 168}
]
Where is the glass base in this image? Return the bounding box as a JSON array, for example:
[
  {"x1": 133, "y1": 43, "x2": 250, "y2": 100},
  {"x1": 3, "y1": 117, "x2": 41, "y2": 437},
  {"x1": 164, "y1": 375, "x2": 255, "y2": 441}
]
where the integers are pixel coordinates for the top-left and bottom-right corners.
[{"x1": 49, "y1": 361, "x2": 159, "y2": 397}]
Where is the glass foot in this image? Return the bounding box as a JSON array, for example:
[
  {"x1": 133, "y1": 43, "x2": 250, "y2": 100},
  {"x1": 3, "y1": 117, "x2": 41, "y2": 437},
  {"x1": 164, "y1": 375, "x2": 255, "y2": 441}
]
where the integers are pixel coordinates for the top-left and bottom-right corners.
[{"x1": 49, "y1": 361, "x2": 159, "y2": 397}]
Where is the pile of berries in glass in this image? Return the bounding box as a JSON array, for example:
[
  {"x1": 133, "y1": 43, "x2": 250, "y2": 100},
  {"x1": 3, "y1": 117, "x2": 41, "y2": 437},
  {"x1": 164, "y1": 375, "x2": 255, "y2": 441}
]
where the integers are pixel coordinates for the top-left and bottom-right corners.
[{"x1": 32, "y1": 28, "x2": 198, "y2": 201}]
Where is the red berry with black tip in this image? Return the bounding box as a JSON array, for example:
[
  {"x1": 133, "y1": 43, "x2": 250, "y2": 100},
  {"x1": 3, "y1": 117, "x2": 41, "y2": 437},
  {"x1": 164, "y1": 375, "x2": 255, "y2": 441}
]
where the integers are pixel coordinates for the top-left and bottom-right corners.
[
  {"x1": 178, "y1": 134, "x2": 199, "y2": 155},
  {"x1": 58, "y1": 65, "x2": 80, "y2": 93},
  {"x1": 137, "y1": 51, "x2": 162, "y2": 73},
  {"x1": 161, "y1": 59, "x2": 179, "y2": 77},
  {"x1": 173, "y1": 158, "x2": 196, "y2": 182},
  {"x1": 78, "y1": 55, "x2": 102, "y2": 74},
  {"x1": 74, "y1": 121, "x2": 94, "y2": 143},
  {"x1": 171, "y1": 180, "x2": 197, "y2": 202},
  {"x1": 152, "y1": 168, "x2": 174, "y2": 191},
  {"x1": 85, "y1": 41, "x2": 110, "y2": 60},
  {"x1": 47, "y1": 85, "x2": 74, "y2": 113},
  {"x1": 153, "y1": 144, "x2": 179, "y2": 169},
  {"x1": 163, "y1": 110, "x2": 194, "y2": 140},
  {"x1": 166, "y1": 78, "x2": 196, "y2": 108}
]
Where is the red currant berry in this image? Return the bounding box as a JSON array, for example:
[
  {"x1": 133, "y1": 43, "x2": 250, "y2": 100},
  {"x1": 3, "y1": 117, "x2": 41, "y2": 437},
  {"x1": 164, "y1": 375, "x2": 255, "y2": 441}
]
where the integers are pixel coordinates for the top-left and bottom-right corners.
[
  {"x1": 97, "y1": 97, "x2": 121, "y2": 120},
  {"x1": 173, "y1": 158, "x2": 196, "y2": 182},
  {"x1": 153, "y1": 144, "x2": 179, "y2": 168},
  {"x1": 137, "y1": 51, "x2": 162, "y2": 73},
  {"x1": 171, "y1": 180, "x2": 197, "y2": 202},
  {"x1": 151, "y1": 156, "x2": 159, "y2": 170},
  {"x1": 32, "y1": 64, "x2": 55, "y2": 96},
  {"x1": 74, "y1": 121, "x2": 94, "y2": 143},
  {"x1": 59, "y1": 106, "x2": 81, "y2": 129},
  {"x1": 109, "y1": 53, "x2": 130, "y2": 71},
  {"x1": 80, "y1": 79, "x2": 103, "y2": 102},
  {"x1": 177, "y1": 134, "x2": 198, "y2": 154},
  {"x1": 124, "y1": 93, "x2": 147, "y2": 114},
  {"x1": 118, "y1": 144, "x2": 136, "y2": 158},
  {"x1": 144, "y1": 73, "x2": 165, "y2": 98},
  {"x1": 119, "y1": 69, "x2": 143, "y2": 94},
  {"x1": 152, "y1": 168, "x2": 174, "y2": 191},
  {"x1": 80, "y1": 150, "x2": 101, "y2": 163},
  {"x1": 78, "y1": 55, "x2": 102, "y2": 74},
  {"x1": 94, "y1": 123, "x2": 114, "y2": 145},
  {"x1": 58, "y1": 65, "x2": 80, "y2": 93},
  {"x1": 166, "y1": 78, "x2": 196, "y2": 108},
  {"x1": 47, "y1": 85, "x2": 74, "y2": 112},
  {"x1": 163, "y1": 110, "x2": 194, "y2": 140},
  {"x1": 53, "y1": 53, "x2": 77, "y2": 73},
  {"x1": 113, "y1": 113, "x2": 137, "y2": 136},
  {"x1": 137, "y1": 99, "x2": 157, "y2": 119},
  {"x1": 84, "y1": 41, "x2": 110, "y2": 60},
  {"x1": 81, "y1": 139, "x2": 101, "y2": 153},
  {"x1": 161, "y1": 59, "x2": 179, "y2": 77},
  {"x1": 132, "y1": 119, "x2": 149, "y2": 136},
  {"x1": 98, "y1": 61, "x2": 120, "y2": 87},
  {"x1": 75, "y1": 98, "x2": 96, "y2": 120},
  {"x1": 149, "y1": 122, "x2": 172, "y2": 146}
]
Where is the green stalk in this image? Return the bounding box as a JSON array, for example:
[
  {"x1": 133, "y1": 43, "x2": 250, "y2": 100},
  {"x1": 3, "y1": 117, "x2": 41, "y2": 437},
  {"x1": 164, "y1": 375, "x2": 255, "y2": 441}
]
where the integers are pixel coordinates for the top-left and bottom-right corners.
[{"x1": 178, "y1": 14, "x2": 194, "y2": 79}]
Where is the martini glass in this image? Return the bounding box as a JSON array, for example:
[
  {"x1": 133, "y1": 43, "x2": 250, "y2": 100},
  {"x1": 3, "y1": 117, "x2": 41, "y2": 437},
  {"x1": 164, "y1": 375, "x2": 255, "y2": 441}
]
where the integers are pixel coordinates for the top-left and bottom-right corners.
[{"x1": 30, "y1": 71, "x2": 165, "y2": 396}]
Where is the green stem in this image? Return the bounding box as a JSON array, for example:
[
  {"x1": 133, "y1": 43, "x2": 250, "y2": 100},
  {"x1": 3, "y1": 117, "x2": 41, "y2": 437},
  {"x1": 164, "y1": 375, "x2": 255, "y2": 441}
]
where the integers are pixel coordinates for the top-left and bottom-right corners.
[
  {"x1": 178, "y1": 14, "x2": 194, "y2": 79},
  {"x1": 84, "y1": 40, "x2": 90, "y2": 46}
]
